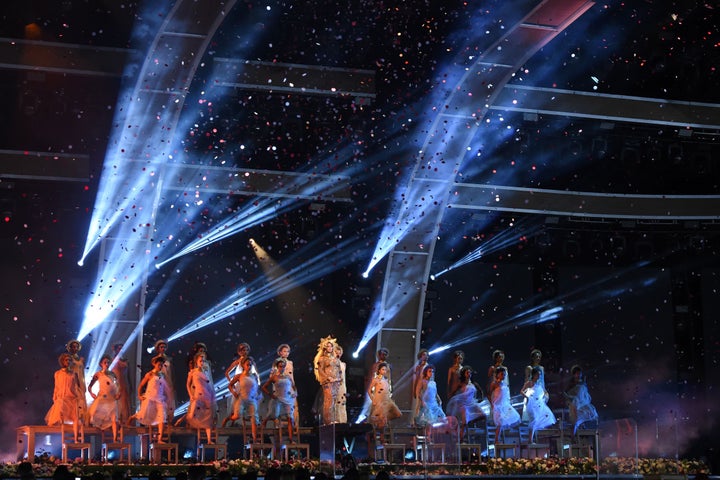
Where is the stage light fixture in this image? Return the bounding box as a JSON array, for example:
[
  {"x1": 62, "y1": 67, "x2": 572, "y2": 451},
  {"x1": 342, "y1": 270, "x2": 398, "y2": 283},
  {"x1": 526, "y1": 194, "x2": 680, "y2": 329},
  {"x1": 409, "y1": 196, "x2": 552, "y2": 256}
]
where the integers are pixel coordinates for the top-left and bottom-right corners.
[{"x1": 166, "y1": 234, "x2": 368, "y2": 340}]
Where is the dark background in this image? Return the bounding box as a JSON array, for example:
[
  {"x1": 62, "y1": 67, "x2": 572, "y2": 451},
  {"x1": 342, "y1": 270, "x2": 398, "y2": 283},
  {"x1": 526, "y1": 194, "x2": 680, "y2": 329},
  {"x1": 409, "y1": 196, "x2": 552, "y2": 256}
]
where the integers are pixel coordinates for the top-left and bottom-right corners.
[{"x1": 0, "y1": 0, "x2": 718, "y2": 467}]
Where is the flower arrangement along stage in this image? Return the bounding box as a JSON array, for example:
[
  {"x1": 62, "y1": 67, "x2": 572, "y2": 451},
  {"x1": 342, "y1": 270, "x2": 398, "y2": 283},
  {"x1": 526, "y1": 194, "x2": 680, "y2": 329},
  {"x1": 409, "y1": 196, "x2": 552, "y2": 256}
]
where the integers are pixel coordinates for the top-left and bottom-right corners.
[
  {"x1": 0, "y1": 455, "x2": 711, "y2": 478},
  {"x1": 356, "y1": 457, "x2": 709, "y2": 477},
  {"x1": 0, "y1": 457, "x2": 322, "y2": 479}
]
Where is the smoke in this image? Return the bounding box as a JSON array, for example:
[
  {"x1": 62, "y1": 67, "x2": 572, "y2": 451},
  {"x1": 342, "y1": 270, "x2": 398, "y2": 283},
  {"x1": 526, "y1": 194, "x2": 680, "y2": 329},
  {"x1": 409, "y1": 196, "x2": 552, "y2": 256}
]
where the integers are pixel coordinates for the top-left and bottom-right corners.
[{"x1": 0, "y1": 391, "x2": 48, "y2": 462}]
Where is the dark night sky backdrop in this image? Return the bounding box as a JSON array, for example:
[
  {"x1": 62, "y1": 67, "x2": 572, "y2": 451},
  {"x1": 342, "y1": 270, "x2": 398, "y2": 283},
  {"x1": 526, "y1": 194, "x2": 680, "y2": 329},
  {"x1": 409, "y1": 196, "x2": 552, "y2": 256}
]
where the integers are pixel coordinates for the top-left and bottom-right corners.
[{"x1": 0, "y1": 0, "x2": 718, "y2": 466}]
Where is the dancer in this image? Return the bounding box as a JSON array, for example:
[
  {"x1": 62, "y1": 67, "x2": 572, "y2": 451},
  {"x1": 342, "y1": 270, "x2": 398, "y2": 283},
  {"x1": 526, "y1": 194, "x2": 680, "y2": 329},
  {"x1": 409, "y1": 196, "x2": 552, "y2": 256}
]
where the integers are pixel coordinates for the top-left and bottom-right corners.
[
  {"x1": 187, "y1": 342, "x2": 213, "y2": 381},
  {"x1": 368, "y1": 362, "x2": 401, "y2": 429},
  {"x1": 490, "y1": 366, "x2": 521, "y2": 443},
  {"x1": 186, "y1": 353, "x2": 217, "y2": 443},
  {"x1": 411, "y1": 349, "x2": 429, "y2": 422},
  {"x1": 225, "y1": 343, "x2": 259, "y2": 384},
  {"x1": 276, "y1": 343, "x2": 301, "y2": 427},
  {"x1": 87, "y1": 354, "x2": 120, "y2": 441},
  {"x1": 223, "y1": 356, "x2": 260, "y2": 441},
  {"x1": 487, "y1": 349, "x2": 508, "y2": 396},
  {"x1": 275, "y1": 344, "x2": 294, "y2": 380},
  {"x1": 314, "y1": 336, "x2": 342, "y2": 425},
  {"x1": 376, "y1": 348, "x2": 391, "y2": 386},
  {"x1": 445, "y1": 366, "x2": 489, "y2": 440},
  {"x1": 225, "y1": 342, "x2": 255, "y2": 418},
  {"x1": 524, "y1": 349, "x2": 545, "y2": 389},
  {"x1": 260, "y1": 357, "x2": 297, "y2": 440},
  {"x1": 521, "y1": 366, "x2": 556, "y2": 442},
  {"x1": 45, "y1": 353, "x2": 84, "y2": 442},
  {"x1": 414, "y1": 364, "x2": 446, "y2": 427},
  {"x1": 335, "y1": 344, "x2": 348, "y2": 424},
  {"x1": 564, "y1": 365, "x2": 598, "y2": 435},
  {"x1": 111, "y1": 343, "x2": 132, "y2": 423},
  {"x1": 357, "y1": 347, "x2": 391, "y2": 422},
  {"x1": 129, "y1": 355, "x2": 173, "y2": 442},
  {"x1": 154, "y1": 340, "x2": 176, "y2": 421},
  {"x1": 66, "y1": 339, "x2": 88, "y2": 424},
  {"x1": 446, "y1": 350, "x2": 464, "y2": 401},
  {"x1": 522, "y1": 349, "x2": 546, "y2": 422}
]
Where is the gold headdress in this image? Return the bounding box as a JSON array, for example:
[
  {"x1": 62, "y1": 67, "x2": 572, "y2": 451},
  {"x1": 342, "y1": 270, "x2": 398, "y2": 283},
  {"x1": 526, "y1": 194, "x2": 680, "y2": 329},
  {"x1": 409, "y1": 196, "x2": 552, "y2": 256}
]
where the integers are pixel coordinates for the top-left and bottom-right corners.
[{"x1": 314, "y1": 335, "x2": 338, "y2": 382}]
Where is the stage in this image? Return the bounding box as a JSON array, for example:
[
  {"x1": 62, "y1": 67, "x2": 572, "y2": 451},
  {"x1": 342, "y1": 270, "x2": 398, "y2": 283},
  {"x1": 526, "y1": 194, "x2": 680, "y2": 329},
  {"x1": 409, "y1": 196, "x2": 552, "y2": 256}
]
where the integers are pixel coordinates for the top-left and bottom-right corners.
[{"x1": 12, "y1": 423, "x2": 712, "y2": 479}]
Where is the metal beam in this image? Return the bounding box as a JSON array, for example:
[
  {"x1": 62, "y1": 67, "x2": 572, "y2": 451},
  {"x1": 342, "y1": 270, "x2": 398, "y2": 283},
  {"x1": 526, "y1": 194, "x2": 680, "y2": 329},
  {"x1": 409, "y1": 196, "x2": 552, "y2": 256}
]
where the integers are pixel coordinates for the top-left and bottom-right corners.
[
  {"x1": 447, "y1": 182, "x2": 720, "y2": 220},
  {"x1": 213, "y1": 58, "x2": 376, "y2": 102},
  {"x1": 492, "y1": 84, "x2": 720, "y2": 130},
  {"x1": 4, "y1": 38, "x2": 717, "y2": 129},
  {"x1": 137, "y1": 161, "x2": 352, "y2": 202},
  {"x1": 0, "y1": 149, "x2": 354, "y2": 199},
  {"x1": 0, "y1": 149, "x2": 89, "y2": 182},
  {"x1": 0, "y1": 37, "x2": 130, "y2": 77}
]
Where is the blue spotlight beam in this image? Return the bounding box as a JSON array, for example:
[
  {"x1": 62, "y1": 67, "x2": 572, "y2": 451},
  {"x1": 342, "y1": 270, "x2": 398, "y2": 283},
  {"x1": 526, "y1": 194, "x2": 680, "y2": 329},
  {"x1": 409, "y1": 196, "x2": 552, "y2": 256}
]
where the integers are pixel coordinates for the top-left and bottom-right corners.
[
  {"x1": 361, "y1": 0, "x2": 595, "y2": 417},
  {"x1": 155, "y1": 162, "x2": 353, "y2": 268},
  {"x1": 431, "y1": 259, "x2": 654, "y2": 353},
  {"x1": 81, "y1": 0, "x2": 242, "y2": 262},
  {"x1": 166, "y1": 233, "x2": 369, "y2": 341},
  {"x1": 160, "y1": 163, "x2": 352, "y2": 202},
  {"x1": 431, "y1": 221, "x2": 543, "y2": 279},
  {"x1": 78, "y1": 0, "x2": 241, "y2": 394}
]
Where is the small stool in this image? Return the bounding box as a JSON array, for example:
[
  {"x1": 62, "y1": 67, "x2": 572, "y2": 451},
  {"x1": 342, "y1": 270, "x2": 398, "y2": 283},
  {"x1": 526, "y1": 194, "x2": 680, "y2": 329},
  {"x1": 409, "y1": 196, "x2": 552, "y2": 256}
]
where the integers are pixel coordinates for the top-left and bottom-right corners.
[
  {"x1": 196, "y1": 426, "x2": 228, "y2": 461},
  {"x1": 280, "y1": 442, "x2": 311, "y2": 461},
  {"x1": 60, "y1": 424, "x2": 90, "y2": 463},
  {"x1": 376, "y1": 443, "x2": 406, "y2": 463},
  {"x1": 457, "y1": 443, "x2": 484, "y2": 463},
  {"x1": 247, "y1": 442, "x2": 275, "y2": 459},
  {"x1": 521, "y1": 442, "x2": 550, "y2": 458},
  {"x1": 493, "y1": 442, "x2": 518, "y2": 458},
  {"x1": 102, "y1": 440, "x2": 132, "y2": 463},
  {"x1": 101, "y1": 427, "x2": 132, "y2": 463},
  {"x1": 150, "y1": 442, "x2": 179, "y2": 463},
  {"x1": 62, "y1": 441, "x2": 91, "y2": 463},
  {"x1": 423, "y1": 443, "x2": 446, "y2": 463},
  {"x1": 198, "y1": 443, "x2": 227, "y2": 461},
  {"x1": 570, "y1": 444, "x2": 592, "y2": 457}
]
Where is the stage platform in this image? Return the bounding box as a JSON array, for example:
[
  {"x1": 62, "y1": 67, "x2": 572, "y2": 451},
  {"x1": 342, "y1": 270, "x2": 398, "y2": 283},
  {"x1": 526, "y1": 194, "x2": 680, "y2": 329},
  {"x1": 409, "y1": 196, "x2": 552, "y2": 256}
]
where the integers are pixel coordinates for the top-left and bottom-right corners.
[
  {"x1": 13, "y1": 423, "x2": 713, "y2": 478},
  {"x1": 12, "y1": 421, "x2": 610, "y2": 464},
  {"x1": 1, "y1": 461, "x2": 715, "y2": 480},
  {"x1": 16, "y1": 424, "x2": 321, "y2": 462}
]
